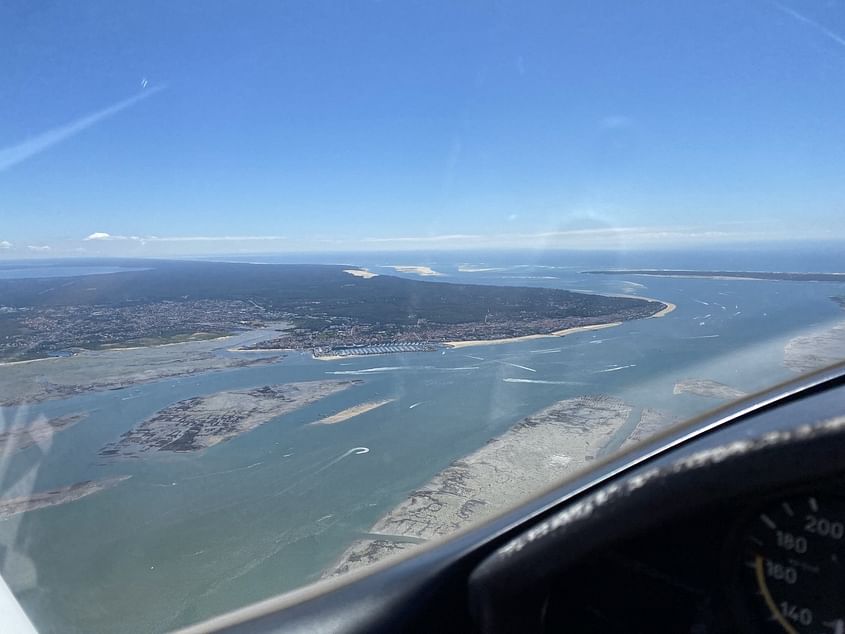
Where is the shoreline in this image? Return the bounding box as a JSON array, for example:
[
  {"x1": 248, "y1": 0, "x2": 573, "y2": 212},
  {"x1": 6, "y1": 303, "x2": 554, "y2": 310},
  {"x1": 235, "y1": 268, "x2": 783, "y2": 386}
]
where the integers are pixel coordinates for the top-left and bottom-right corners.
[
  {"x1": 444, "y1": 322, "x2": 622, "y2": 349},
  {"x1": 0, "y1": 356, "x2": 61, "y2": 367},
  {"x1": 650, "y1": 301, "x2": 676, "y2": 317}
]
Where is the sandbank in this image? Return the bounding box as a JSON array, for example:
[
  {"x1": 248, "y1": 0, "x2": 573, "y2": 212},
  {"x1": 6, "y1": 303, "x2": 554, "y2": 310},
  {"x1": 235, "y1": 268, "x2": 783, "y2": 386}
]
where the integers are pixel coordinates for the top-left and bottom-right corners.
[
  {"x1": 343, "y1": 269, "x2": 379, "y2": 279},
  {"x1": 388, "y1": 265, "x2": 443, "y2": 277},
  {"x1": 311, "y1": 399, "x2": 395, "y2": 425},
  {"x1": 328, "y1": 395, "x2": 637, "y2": 576},
  {"x1": 0, "y1": 475, "x2": 131, "y2": 520}
]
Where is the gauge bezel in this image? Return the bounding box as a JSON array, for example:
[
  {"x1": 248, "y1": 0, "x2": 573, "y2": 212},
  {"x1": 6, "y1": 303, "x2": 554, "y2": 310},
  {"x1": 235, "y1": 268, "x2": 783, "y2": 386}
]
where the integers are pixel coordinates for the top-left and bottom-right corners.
[{"x1": 724, "y1": 480, "x2": 845, "y2": 634}]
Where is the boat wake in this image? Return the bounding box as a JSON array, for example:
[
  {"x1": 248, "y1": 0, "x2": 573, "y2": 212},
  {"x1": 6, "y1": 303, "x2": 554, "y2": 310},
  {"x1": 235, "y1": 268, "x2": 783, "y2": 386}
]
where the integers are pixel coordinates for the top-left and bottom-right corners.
[
  {"x1": 496, "y1": 360, "x2": 537, "y2": 373},
  {"x1": 596, "y1": 364, "x2": 637, "y2": 373},
  {"x1": 327, "y1": 365, "x2": 479, "y2": 375},
  {"x1": 503, "y1": 378, "x2": 586, "y2": 385}
]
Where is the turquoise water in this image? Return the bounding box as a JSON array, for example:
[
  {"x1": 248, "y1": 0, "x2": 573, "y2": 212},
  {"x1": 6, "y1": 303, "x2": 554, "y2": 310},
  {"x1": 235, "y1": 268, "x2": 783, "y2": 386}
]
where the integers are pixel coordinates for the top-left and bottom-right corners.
[{"x1": 1, "y1": 256, "x2": 844, "y2": 632}]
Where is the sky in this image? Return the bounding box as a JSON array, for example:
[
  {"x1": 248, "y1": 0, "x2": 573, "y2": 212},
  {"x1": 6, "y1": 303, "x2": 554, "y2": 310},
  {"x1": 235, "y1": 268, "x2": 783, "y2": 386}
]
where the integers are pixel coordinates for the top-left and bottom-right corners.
[{"x1": 2, "y1": 0, "x2": 845, "y2": 257}]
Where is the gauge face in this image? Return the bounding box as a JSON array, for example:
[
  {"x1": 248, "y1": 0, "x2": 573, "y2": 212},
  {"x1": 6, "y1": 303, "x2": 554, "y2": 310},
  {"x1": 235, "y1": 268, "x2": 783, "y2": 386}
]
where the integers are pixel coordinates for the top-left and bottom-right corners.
[{"x1": 740, "y1": 494, "x2": 845, "y2": 633}]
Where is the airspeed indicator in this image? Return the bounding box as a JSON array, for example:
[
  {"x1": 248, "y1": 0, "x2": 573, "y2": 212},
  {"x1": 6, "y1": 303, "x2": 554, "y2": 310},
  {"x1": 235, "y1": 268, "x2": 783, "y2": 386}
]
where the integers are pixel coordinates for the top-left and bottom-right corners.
[{"x1": 739, "y1": 494, "x2": 845, "y2": 633}]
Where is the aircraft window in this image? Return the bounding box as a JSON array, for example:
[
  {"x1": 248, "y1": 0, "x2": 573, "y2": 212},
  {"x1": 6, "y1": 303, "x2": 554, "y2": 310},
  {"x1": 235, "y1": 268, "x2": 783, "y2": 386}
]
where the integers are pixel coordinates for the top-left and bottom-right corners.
[{"x1": 1, "y1": 1, "x2": 844, "y2": 632}]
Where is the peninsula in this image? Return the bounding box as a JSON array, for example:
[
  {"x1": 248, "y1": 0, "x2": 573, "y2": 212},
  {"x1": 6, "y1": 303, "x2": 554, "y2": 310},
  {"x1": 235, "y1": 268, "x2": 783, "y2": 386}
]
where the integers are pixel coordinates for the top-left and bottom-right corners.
[
  {"x1": 0, "y1": 259, "x2": 667, "y2": 364},
  {"x1": 100, "y1": 380, "x2": 360, "y2": 457}
]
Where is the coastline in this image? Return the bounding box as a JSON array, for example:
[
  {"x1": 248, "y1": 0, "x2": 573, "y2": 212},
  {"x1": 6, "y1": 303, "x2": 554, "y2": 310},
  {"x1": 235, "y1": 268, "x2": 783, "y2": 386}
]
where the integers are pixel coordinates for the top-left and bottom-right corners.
[
  {"x1": 650, "y1": 301, "x2": 676, "y2": 318},
  {"x1": 0, "y1": 356, "x2": 61, "y2": 367},
  {"x1": 444, "y1": 322, "x2": 622, "y2": 349},
  {"x1": 310, "y1": 298, "x2": 675, "y2": 357}
]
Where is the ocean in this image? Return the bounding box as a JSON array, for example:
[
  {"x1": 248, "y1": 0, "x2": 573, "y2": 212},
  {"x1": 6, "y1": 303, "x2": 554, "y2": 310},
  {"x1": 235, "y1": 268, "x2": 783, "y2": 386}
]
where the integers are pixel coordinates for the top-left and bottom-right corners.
[{"x1": 1, "y1": 247, "x2": 844, "y2": 632}]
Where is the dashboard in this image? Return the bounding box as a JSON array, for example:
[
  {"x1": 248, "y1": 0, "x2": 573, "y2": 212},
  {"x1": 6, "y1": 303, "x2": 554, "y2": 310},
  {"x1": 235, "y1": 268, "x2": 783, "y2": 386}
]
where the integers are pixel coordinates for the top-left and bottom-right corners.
[
  {"x1": 538, "y1": 484, "x2": 845, "y2": 633},
  {"x1": 178, "y1": 363, "x2": 845, "y2": 634}
]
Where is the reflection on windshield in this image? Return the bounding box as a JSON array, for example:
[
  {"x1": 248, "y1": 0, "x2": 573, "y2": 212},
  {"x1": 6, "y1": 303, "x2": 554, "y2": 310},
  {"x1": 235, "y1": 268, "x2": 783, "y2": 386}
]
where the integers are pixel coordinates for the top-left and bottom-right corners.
[{"x1": 2, "y1": 1, "x2": 845, "y2": 632}]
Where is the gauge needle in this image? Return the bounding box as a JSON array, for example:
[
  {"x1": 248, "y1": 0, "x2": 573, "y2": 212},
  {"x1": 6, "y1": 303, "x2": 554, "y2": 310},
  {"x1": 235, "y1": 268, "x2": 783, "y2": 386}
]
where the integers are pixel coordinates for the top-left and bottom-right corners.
[{"x1": 754, "y1": 555, "x2": 798, "y2": 634}]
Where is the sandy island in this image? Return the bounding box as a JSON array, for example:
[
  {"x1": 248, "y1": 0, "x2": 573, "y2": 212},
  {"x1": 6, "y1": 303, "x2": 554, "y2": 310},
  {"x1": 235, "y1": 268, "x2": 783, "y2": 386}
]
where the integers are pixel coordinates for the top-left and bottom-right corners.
[
  {"x1": 673, "y1": 379, "x2": 747, "y2": 400},
  {"x1": 0, "y1": 476, "x2": 131, "y2": 520},
  {"x1": 0, "y1": 413, "x2": 88, "y2": 454},
  {"x1": 311, "y1": 399, "x2": 395, "y2": 425},
  {"x1": 343, "y1": 269, "x2": 379, "y2": 279},
  {"x1": 100, "y1": 380, "x2": 361, "y2": 457},
  {"x1": 388, "y1": 265, "x2": 443, "y2": 277},
  {"x1": 328, "y1": 395, "x2": 678, "y2": 576}
]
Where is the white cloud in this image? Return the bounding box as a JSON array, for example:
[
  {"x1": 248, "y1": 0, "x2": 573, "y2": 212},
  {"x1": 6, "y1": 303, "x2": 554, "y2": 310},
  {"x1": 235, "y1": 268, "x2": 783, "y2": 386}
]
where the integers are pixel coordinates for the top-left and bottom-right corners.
[
  {"x1": 83, "y1": 232, "x2": 287, "y2": 243},
  {"x1": 0, "y1": 86, "x2": 165, "y2": 174},
  {"x1": 0, "y1": 240, "x2": 11, "y2": 249},
  {"x1": 26, "y1": 245, "x2": 51, "y2": 252},
  {"x1": 362, "y1": 234, "x2": 481, "y2": 243},
  {"x1": 151, "y1": 235, "x2": 287, "y2": 242}
]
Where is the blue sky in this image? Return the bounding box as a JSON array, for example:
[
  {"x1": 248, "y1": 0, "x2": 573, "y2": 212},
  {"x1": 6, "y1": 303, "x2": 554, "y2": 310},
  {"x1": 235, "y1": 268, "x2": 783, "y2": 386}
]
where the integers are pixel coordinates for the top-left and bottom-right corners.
[{"x1": 2, "y1": 0, "x2": 845, "y2": 257}]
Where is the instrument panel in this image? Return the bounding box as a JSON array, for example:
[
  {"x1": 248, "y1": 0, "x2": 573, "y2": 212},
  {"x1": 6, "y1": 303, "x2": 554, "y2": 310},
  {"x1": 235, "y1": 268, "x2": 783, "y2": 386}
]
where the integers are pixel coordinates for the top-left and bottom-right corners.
[{"x1": 736, "y1": 493, "x2": 845, "y2": 633}]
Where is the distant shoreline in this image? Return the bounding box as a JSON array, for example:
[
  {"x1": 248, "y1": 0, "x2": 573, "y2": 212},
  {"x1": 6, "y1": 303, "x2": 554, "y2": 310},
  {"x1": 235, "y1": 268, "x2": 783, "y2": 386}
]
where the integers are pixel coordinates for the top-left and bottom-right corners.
[
  {"x1": 446, "y1": 298, "x2": 674, "y2": 348},
  {"x1": 585, "y1": 269, "x2": 845, "y2": 282}
]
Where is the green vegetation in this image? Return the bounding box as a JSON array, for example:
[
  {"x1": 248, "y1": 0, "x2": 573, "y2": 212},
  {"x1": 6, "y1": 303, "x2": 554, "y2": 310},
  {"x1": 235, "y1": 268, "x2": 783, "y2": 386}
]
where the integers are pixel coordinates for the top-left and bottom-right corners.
[{"x1": 0, "y1": 260, "x2": 664, "y2": 360}]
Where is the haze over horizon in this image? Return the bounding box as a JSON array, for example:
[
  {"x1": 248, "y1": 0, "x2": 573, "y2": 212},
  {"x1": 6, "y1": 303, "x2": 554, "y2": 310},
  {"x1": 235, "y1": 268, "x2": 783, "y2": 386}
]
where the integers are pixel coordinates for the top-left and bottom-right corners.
[{"x1": 3, "y1": 1, "x2": 845, "y2": 257}]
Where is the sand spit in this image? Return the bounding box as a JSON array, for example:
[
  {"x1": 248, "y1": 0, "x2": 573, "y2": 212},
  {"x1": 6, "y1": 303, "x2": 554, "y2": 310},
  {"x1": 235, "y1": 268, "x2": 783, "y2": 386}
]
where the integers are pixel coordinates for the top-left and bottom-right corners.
[
  {"x1": 673, "y1": 379, "x2": 747, "y2": 401},
  {"x1": 0, "y1": 413, "x2": 88, "y2": 454},
  {"x1": 650, "y1": 301, "x2": 676, "y2": 317},
  {"x1": 100, "y1": 380, "x2": 360, "y2": 457},
  {"x1": 311, "y1": 399, "x2": 395, "y2": 425},
  {"x1": 784, "y1": 320, "x2": 845, "y2": 374},
  {"x1": 328, "y1": 395, "x2": 632, "y2": 576},
  {"x1": 0, "y1": 476, "x2": 131, "y2": 520}
]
